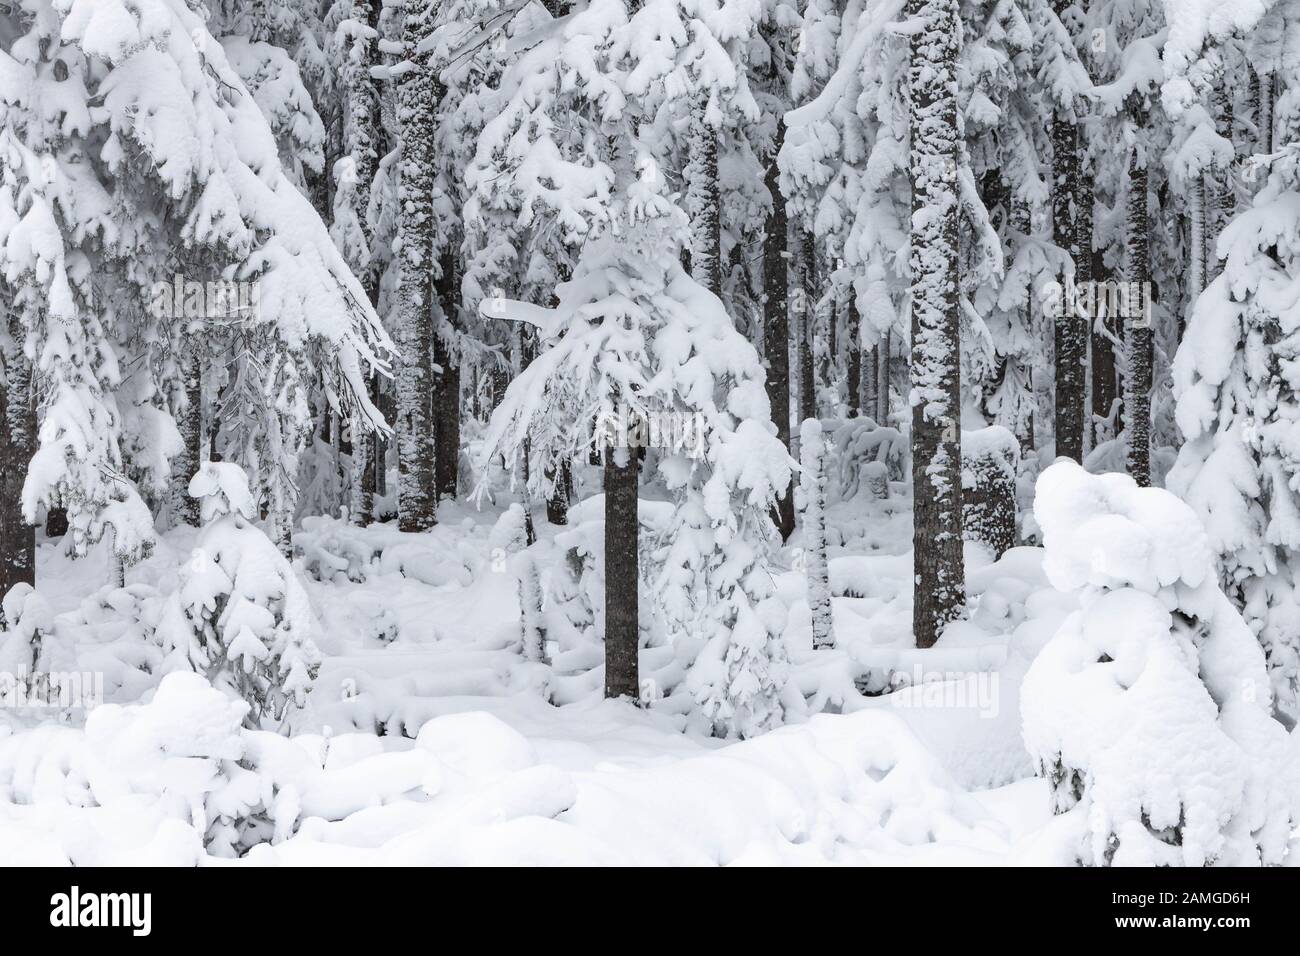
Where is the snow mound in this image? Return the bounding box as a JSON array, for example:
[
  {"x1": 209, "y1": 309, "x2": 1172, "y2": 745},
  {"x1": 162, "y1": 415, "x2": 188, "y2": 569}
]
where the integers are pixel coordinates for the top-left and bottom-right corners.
[{"x1": 1022, "y1": 462, "x2": 1300, "y2": 866}]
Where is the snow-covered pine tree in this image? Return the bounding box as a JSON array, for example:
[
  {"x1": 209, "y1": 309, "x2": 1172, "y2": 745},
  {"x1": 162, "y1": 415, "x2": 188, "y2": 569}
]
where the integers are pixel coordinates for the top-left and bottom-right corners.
[
  {"x1": 0, "y1": 0, "x2": 392, "y2": 574},
  {"x1": 478, "y1": 174, "x2": 792, "y2": 730},
  {"x1": 158, "y1": 462, "x2": 322, "y2": 729},
  {"x1": 800, "y1": 417, "x2": 834, "y2": 649}
]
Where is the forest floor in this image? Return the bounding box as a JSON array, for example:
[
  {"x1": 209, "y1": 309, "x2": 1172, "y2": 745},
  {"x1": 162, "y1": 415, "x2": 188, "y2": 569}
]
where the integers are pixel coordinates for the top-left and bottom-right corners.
[{"x1": 0, "y1": 482, "x2": 1081, "y2": 864}]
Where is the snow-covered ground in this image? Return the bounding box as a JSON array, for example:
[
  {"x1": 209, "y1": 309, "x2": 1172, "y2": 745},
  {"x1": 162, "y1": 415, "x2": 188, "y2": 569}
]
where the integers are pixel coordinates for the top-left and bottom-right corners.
[
  {"x1": 0, "y1": 482, "x2": 1067, "y2": 865},
  {"x1": 2, "y1": 461, "x2": 1294, "y2": 866}
]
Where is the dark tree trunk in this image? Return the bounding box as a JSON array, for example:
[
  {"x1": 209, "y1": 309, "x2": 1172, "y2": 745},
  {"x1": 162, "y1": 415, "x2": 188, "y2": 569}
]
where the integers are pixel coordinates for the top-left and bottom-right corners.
[
  {"x1": 763, "y1": 119, "x2": 796, "y2": 540},
  {"x1": 0, "y1": 325, "x2": 35, "y2": 605},
  {"x1": 1052, "y1": 52, "x2": 1085, "y2": 463},
  {"x1": 1124, "y1": 149, "x2": 1152, "y2": 487},
  {"x1": 798, "y1": 230, "x2": 817, "y2": 424},
  {"x1": 171, "y1": 336, "x2": 203, "y2": 527},
  {"x1": 545, "y1": 458, "x2": 570, "y2": 526},
  {"x1": 846, "y1": 291, "x2": 862, "y2": 416},
  {"x1": 44, "y1": 507, "x2": 68, "y2": 538},
  {"x1": 603, "y1": 448, "x2": 639, "y2": 700},
  {"x1": 908, "y1": 0, "x2": 965, "y2": 649},
  {"x1": 1256, "y1": 70, "x2": 1273, "y2": 154},
  {"x1": 1090, "y1": 247, "x2": 1118, "y2": 442},
  {"x1": 394, "y1": 0, "x2": 439, "y2": 531},
  {"x1": 688, "y1": 94, "x2": 722, "y2": 297},
  {"x1": 433, "y1": 241, "x2": 461, "y2": 504}
]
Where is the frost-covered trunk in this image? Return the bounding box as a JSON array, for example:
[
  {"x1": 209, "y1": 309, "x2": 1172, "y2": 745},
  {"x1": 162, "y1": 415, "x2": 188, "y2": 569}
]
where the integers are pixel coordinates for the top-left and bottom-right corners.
[
  {"x1": 800, "y1": 420, "x2": 834, "y2": 649},
  {"x1": 1076, "y1": 157, "x2": 1096, "y2": 450},
  {"x1": 876, "y1": 331, "x2": 890, "y2": 423},
  {"x1": 1255, "y1": 69, "x2": 1273, "y2": 154},
  {"x1": 763, "y1": 118, "x2": 795, "y2": 540},
  {"x1": 1188, "y1": 177, "x2": 1206, "y2": 312},
  {"x1": 603, "y1": 448, "x2": 639, "y2": 700},
  {"x1": 847, "y1": 292, "x2": 862, "y2": 416},
  {"x1": 171, "y1": 334, "x2": 203, "y2": 527},
  {"x1": 517, "y1": 551, "x2": 547, "y2": 664},
  {"x1": 798, "y1": 231, "x2": 817, "y2": 424},
  {"x1": 394, "y1": 0, "x2": 439, "y2": 532},
  {"x1": 1207, "y1": 80, "x2": 1235, "y2": 285},
  {"x1": 1052, "y1": 73, "x2": 1084, "y2": 463},
  {"x1": 0, "y1": 321, "x2": 35, "y2": 597},
  {"x1": 434, "y1": 241, "x2": 461, "y2": 504},
  {"x1": 1090, "y1": 247, "x2": 1118, "y2": 445},
  {"x1": 341, "y1": 0, "x2": 383, "y2": 527},
  {"x1": 908, "y1": 0, "x2": 964, "y2": 649},
  {"x1": 1124, "y1": 150, "x2": 1151, "y2": 487},
  {"x1": 686, "y1": 94, "x2": 722, "y2": 297}
]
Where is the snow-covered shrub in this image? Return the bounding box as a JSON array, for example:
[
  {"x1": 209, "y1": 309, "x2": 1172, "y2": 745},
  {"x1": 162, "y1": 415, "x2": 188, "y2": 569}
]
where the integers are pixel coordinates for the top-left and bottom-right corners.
[
  {"x1": 828, "y1": 417, "x2": 908, "y2": 502},
  {"x1": 489, "y1": 503, "x2": 529, "y2": 563},
  {"x1": 296, "y1": 515, "x2": 378, "y2": 583},
  {"x1": 1022, "y1": 461, "x2": 1300, "y2": 866},
  {"x1": 158, "y1": 463, "x2": 322, "y2": 729},
  {"x1": 515, "y1": 551, "x2": 548, "y2": 665},
  {"x1": 961, "y1": 426, "x2": 1018, "y2": 560}
]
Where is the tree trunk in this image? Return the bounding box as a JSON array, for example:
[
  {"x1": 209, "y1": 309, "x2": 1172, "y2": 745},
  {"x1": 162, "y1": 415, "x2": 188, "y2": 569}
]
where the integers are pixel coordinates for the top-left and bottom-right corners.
[
  {"x1": 847, "y1": 290, "x2": 862, "y2": 416},
  {"x1": 171, "y1": 335, "x2": 203, "y2": 527},
  {"x1": 798, "y1": 230, "x2": 817, "y2": 424},
  {"x1": 603, "y1": 447, "x2": 639, "y2": 700},
  {"x1": 688, "y1": 94, "x2": 722, "y2": 297},
  {"x1": 1052, "y1": 61, "x2": 1084, "y2": 463},
  {"x1": 545, "y1": 459, "x2": 570, "y2": 526},
  {"x1": 908, "y1": 0, "x2": 965, "y2": 648},
  {"x1": 44, "y1": 508, "x2": 67, "y2": 538},
  {"x1": 1186, "y1": 175, "x2": 1206, "y2": 345},
  {"x1": 1124, "y1": 149, "x2": 1152, "y2": 487},
  {"x1": 763, "y1": 118, "x2": 796, "y2": 540},
  {"x1": 0, "y1": 322, "x2": 35, "y2": 601},
  {"x1": 802, "y1": 423, "x2": 834, "y2": 649},
  {"x1": 877, "y1": 330, "x2": 890, "y2": 423},
  {"x1": 1207, "y1": 77, "x2": 1235, "y2": 285},
  {"x1": 1256, "y1": 69, "x2": 1273, "y2": 154},
  {"x1": 345, "y1": 0, "x2": 383, "y2": 527},
  {"x1": 433, "y1": 241, "x2": 461, "y2": 504},
  {"x1": 394, "y1": 0, "x2": 439, "y2": 531}
]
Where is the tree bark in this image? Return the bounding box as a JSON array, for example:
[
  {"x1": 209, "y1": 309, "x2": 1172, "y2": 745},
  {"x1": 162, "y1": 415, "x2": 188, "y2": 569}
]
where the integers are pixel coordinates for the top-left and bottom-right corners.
[
  {"x1": 394, "y1": 0, "x2": 439, "y2": 531},
  {"x1": 1124, "y1": 147, "x2": 1152, "y2": 487},
  {"x1": 170, "y1": 334, "x2": 203, "y2": 527},
  {"x1": 1051, "y1": 47, "x2": 1084, "y2": 463},
  {"x1": 0, "y1": 319, "x2": 35, "y2": 602},
  {"x1": 846, "y1": 290, "x2": 862, "y2": 416},
  {"x1": 44, "y1": 507, "x2": 68, "y2": 538},
  {"x1": 688, "y1": 94, "x2": 722, "y2": 297},
  {"x1": 603, "y1": 447, "x2": 639, "y2": 700},
  {"x1": 433, "y1": 240, "x2": 461, "y2": 504},
  {"x1": 763, "y1": 118, "x2": 796, "y2": 540},
  {"x1": 798, "y1": 230, "x2": 817, "y2": 424},
  {"x1": 908, "y1": 0, "x2": 965, "y2": 648}
]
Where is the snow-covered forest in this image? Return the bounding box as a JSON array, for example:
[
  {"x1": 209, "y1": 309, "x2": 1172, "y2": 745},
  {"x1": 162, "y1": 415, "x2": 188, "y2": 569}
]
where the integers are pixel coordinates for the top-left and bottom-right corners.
[{"x1": 0, "y1": 0, "x2": 1298, "y2": 869}]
